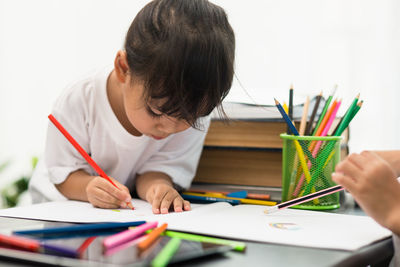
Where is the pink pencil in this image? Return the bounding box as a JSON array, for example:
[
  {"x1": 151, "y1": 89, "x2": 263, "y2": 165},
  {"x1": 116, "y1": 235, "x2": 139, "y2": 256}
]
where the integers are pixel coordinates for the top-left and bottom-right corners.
[
  {"x1": 265, "y1": 185, "x2": 343, "y2": 214},
  {"x1": 103, "y1": 221, "x2": 158, "y2": 250},
  {"x1": 104, "y1": 235, "x2": 147, "y2": 256},
  {"x1": 292, "y1": 101, "x2": 341, "y2": 197}
]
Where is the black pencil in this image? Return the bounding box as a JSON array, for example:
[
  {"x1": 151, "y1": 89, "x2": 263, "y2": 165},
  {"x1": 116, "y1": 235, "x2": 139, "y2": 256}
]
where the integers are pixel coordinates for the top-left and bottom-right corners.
[
  {"x1": 304, "y1": 91, "x2": 322, "y2": 136},
  {"x1": 288, "y1": 85, "x2": 293, "y2": 134}
]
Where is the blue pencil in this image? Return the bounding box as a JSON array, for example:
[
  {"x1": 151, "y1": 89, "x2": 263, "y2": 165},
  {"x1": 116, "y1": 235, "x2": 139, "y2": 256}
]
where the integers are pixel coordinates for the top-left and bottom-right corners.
[
  {"x1": 274, "y1": 98, "x2": 320, "y2": 166},
  {"x1": 181, "y1": 194, "x2": 240, "y2": 205},
  {"x1": 14, "y1": 221, "x2": 146, "y2": 239},
  {"x1": 274, "y1": 98, "x2": 300, "y2": 135}
]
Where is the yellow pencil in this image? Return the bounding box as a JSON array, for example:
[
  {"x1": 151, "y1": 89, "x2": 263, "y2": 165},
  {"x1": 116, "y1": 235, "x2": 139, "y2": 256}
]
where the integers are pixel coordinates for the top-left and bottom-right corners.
[
  {"x1": 283, "y1": 102, "x2": 289, "y2": 114},
  {"x1": 287, "y1": 96, "x2": 310, "y2": 199},
  {"x1": 182, "y1": 192, "x2": 277, "y2": 206}
]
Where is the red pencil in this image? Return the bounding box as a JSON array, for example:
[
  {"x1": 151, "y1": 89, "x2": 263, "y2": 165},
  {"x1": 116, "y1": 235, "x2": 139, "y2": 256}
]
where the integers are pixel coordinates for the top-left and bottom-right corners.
[
  {"x1": 48, "y1": 114, "x2": 134, "y2": 210},
  {"x1": 0, "y1": 233, "x2": 40, "y2": 252}
]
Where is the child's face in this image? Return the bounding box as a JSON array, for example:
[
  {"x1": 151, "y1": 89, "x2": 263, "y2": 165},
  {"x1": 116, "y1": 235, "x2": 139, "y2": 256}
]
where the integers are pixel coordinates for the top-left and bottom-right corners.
[{"x1": 122, "y1": 79, "x2": 191, "y2": 140}]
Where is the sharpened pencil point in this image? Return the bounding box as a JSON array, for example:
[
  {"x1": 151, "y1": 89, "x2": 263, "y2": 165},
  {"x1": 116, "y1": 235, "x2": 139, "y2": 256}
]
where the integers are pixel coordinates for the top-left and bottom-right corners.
[
  {"x1": 331, "y1": 85, "x2": 338, "y2": 96},
  {"x1": 274, "y1": 98, "x2": 279, "y2": 105}
]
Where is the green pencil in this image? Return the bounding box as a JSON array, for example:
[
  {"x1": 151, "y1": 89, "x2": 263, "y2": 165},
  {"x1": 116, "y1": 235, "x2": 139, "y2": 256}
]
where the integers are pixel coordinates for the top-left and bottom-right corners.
[
  {"x1": 311, "y1": 86, "x2": 336, "y2": 136},
  {"x1": 303, "y1": 94, "x2": 361, "y2": 195},
  {"x1": 148, "y1": 230, "x2": 246, "y2": 252},
  {"x1": 350, "y1": 100, "x2": 363, "y2": 120},
  {"x1": 333, "y1": 94, "x2": 360, "y2": 136},
  {"x1": 151, "y1": 237, "x2": 181, "y2": 267}
]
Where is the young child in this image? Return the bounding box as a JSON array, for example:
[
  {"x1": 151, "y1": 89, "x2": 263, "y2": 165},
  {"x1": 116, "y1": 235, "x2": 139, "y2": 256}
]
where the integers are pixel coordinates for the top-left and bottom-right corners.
[
  {"x1": 332, "y1": 150, "x2": 400, "y2": 266},
  {"x1": 29, "y1": 0, "x2": 235, "y2": 214}
]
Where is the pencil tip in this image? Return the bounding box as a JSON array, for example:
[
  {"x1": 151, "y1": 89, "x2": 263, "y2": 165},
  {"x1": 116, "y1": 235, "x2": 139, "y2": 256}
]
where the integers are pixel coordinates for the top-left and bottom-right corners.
[
  {"x1": 356, "y1": 93, "x2": 360, "y2": 98},
  {"x1": 331, "y1": 85, "x2": 337, "y2": 96},
  {"x1": 290, "y1": 84, "x2": 293, "y2": 90},
  {"x1": 274, "y1": 98, "x2": 279, "y2": 105}
]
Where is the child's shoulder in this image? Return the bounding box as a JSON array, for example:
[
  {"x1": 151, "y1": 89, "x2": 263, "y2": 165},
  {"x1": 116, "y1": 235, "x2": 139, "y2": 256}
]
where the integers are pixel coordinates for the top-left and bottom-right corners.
[{"x1": 54, "y1": 66, "x2": 111, "y2": 112}]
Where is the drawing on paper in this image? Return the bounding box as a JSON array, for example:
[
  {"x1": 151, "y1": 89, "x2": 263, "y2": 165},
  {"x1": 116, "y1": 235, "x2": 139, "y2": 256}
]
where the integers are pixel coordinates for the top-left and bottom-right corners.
[{"x1": 269, "y1": 223, "x2": 300, "y2": 230}]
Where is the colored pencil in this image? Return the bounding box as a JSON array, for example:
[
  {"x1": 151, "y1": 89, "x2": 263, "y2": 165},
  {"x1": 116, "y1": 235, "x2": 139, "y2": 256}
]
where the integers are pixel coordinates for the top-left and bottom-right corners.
[
  {"x1": 333, "y1": 94, "x2": 360, "y2": 136},
  {"x1": 181, "y1": 194, "x2": 240, "y2": 205},
  {"x1": 103, "y1": 221, "x2": 158, "y2": 250},
  {"x1": 138, "y1": 223, "x2": 168, "y2": 251},
  {"x1": 322, "y1": 99, "x2": 341, "y2": 136},
  {"x1": 287, "y1": 96, "x2": 309, "y2": 199},
  {"x1": 332, "y1": 97, "x2": 362, "y2": 134},
  {"x1": 293, "y1": 99, "x2": 342, "y2": 196},
  {"x1": 42, "y1": 243, "x2": 80, "y2": 258},
  {"x1": 308, "y1": 98, "x2": 338, "y2": 152},
  {"x1": 303, "y1": 96, "x2": 360, "y2": 195},
  {"x1": 265, "y1": 185, "x2": 343, "y2": 214},
  {"x1": 14, "y1": 221, "x2": 146, "y2": 238},
  {"x1": 351, "y1": 100, "x2": 363, "y2": 120},
  {"x1": 275, "y1": 99, "x2": 300, "y2": 136},
  {"x1": 185, "y1": 189, "x2": 270, "y2": 200},
  {"x1": 161, "y1": 230, "x2": 247, "y2": 252},
  {"x1": 0, "y1": 233, "x2": 40, "y2": 252},
  {"x1": 274, "y1": 99, "x2": 318, "y2": 165},
  {"x1": 0, "y1": 233, "x2": 79, "y2": 258},
  {"x1": 151, "y1": 237, "x2": 181, "y2": 267},
  {"x1": 48, "y1": 114, "x2": 134, "y2": 210},
  {"x1": 104, "y1": 235, "x2": 147, "y2": 256},
  {"x1": 299, "y1": 96, "x2": 310, "y2": 136},
  {"x1": 77, "y1": 236, "x2": 97, "y2": 255},
  {"x1": 314, "y1": 98, "x2": 338, "y2": 137},
  {"x1": 288, "y1": 85, "x2": 294, "y2": 133},
  {"x1": 182, "y1": 192, "x2": 276, "y2": 206},
  {"x1": 305, "y1": 91, "x2": 322, "y2": 135},
  {"x1": 312, "y1": 85, "x2": 336, "y2": 136},
  {"x1": 283, "y1": 102, "x2": 289, "y2": 114}
]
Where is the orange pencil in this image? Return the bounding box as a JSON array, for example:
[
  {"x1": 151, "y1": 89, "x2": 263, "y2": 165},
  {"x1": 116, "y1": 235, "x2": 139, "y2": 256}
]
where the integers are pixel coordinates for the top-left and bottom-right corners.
[
  {"x1": 48, "y1": 114, "x2": 134, "y2": 210},
  {"x1": 315, "y1": 98, "x2": 338, "y2": 137},
  {"x1": 138, "y1": 223, "x2": 168, "y2": 251},
  {"x1": 309, "y1": 99, "x2": 338, "y2": 151}
]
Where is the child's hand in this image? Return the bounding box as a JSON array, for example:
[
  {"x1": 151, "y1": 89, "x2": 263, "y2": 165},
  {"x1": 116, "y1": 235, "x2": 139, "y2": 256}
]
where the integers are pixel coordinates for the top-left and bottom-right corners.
[
  {"x1": 145, "y1": 183, "x2": 191, "y2": 214},
  {"x1": 332, "y1": 151, "x2": 400, "y2": 232},
  {"x1": 86, "y1": 176, "x2": 132, "y2": 209}
]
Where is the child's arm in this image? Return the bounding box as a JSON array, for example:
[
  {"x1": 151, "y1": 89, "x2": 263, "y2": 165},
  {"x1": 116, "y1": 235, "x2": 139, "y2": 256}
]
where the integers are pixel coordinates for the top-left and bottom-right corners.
[
  {"x1": 332, "y1": 151, "x2": 400, "y2": 236},
  {"x1": 55, "y1": 170, "x2": 132, "y2": 209},
  {"x1": 135, "y1": 171, "x2": 191, "y2": 214}
]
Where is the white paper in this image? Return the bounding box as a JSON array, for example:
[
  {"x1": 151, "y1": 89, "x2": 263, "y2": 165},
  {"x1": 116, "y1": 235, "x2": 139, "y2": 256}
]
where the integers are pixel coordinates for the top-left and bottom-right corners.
[{"x1": 0, "y1": 199, "x2": 391, "y2": 251}]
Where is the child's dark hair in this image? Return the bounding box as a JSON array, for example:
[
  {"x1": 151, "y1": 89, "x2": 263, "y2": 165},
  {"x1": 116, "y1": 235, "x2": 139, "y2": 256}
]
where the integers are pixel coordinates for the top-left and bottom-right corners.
[{"x1": 124, "y1": 0, "x2": 235, "y2": 128}]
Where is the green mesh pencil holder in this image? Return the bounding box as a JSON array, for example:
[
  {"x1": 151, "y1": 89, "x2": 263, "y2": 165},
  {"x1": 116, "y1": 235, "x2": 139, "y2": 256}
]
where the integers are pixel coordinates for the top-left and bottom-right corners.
[{"x1": 280, "y1": 134, "x2": 342, "y2": 210}]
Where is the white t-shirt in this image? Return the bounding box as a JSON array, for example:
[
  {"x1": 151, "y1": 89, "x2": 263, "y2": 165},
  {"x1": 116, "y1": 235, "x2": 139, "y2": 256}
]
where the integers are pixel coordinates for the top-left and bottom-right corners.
[{"x1": 29, "y1": 67, "x2": 210, "y2": 203}]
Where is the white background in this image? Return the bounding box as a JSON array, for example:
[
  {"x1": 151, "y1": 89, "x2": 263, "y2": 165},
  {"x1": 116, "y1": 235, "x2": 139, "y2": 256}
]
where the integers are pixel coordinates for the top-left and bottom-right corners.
[{"x1": 1, "y1": 0, "x2": 400, "y2": 188}]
